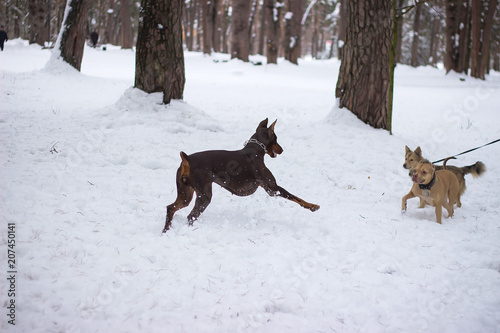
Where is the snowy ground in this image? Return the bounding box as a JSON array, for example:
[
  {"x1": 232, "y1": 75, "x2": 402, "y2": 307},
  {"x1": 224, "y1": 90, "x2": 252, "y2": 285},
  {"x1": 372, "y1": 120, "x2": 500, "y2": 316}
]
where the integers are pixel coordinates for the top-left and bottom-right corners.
[{"x1": 1, "y1": 40, "x2": 500, "y2": 332}]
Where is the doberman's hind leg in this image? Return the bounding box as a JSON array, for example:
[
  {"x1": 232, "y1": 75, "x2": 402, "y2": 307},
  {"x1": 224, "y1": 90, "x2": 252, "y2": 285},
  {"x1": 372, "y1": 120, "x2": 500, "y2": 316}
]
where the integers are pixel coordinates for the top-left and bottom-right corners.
[
  {"x1": 262, "y1": 183, "x2": 320, "y2": 212},
  {"x1": 163, "y1": 182, "x2": 194, "y2": 233},
  {"x1": 187, "y1": 185, "x2": 213, "y2": 226}
]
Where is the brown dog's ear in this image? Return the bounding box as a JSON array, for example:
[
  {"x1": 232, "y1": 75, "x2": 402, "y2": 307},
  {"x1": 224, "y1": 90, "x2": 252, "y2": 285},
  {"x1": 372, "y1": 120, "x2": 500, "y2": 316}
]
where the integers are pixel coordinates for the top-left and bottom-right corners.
[
  {"x1": 415, "y1": 146, "x2": 422, "y2": 157},
  {"x1": 257, "y1": 118, "x2": 268, "y2": 131},
  {"x1": 405, "y1": 145, "x2": 410, "y2": 154},
  {"x1": 268, "y1": 119, "x2": 277, "y2": 134}
]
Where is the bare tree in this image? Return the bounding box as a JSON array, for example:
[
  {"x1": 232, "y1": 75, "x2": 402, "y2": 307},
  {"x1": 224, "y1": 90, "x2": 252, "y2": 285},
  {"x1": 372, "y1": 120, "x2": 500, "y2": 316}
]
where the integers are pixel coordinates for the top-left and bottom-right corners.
[
  {"x1": 283, "y1": 0, "x2": 303, "y2": 64},
  {"x1": 470, "y1": 0, "x2": 498, "y2": 79},
  {"x1": 444, "y1": 0, "x2": 470, "y2": 73},
  {"x1": 51, "y1": 0, "x2": 91, "y2": 71},
  {"x1": 410, "y1": 3, "x2": 422, "y2": 67},
  {"x1": 120, "y1": 0, "x2": 134, "y2": 48},
  {"x1": 28, "y1": 0, "x2": 46, "y2": 46},
  {"x1": 104, "y1": 0, "x2": 117, "y2": 44},
  {"x1": 265, "y1": 0, "x2": 284, "y2": 64},
  {"x1": 336, "y1": 0, "x2": 393, "y2": 130},
  {"x1": 231, "y1": 0, "x2": 252, "y2": 61},
  {"x1": 135, "y1": 0, "x2": 185, "y2": 104}
]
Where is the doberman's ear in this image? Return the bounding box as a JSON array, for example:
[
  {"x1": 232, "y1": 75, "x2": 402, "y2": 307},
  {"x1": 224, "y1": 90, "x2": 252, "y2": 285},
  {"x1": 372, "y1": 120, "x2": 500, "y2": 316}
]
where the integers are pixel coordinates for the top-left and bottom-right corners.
[
  {"x1": 415, "y1": 146, "x2": 422, "y2": 157},
  {"x1": 405, "y1": 145, "x2": 410, "y2": 154},
  {"x1": 257, "y1": 118, "x2": 268, "y2": 131},
  {"x1": 268, "y1": 119, "x2": 277, "y2": 134}
]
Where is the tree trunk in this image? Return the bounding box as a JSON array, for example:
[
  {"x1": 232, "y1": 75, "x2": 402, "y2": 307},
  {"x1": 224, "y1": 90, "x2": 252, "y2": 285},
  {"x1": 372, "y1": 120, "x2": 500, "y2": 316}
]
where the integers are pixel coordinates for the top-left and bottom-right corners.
[
  {"x1": 471, "y1": 0, "x2": 498, "y2": 79},
  {"x1": 445, "y1": 0, "x2": 471, "y2": 73},
  {"x1": 185, "y1": 0, "x2": 195, "y2": 51},
  {"x1": 249, "y1": 0, "x2": 259, "y2": 54},
  {"x1": 337, "y1": 0, "x2": 347, "y2": 60},
  {"x1": 410, "y1": 3, "x2": 422, "y2": 67},
  {"x1": 493, "y1": 42, "x2": 500, "y2": 71},
  {"x1": 311, "y1": 4, "x2": 318, "y2": 58},
  {"x1": 265, "y1": 0, "x2": 283, "y2": 64},
  {"x1": 394, "y1": 0, "x2": 404, "y2": 63},
  {"x1": 258, "y1": 0, "x2": 267, "y2": 55},
  {"x1": 56, "y1": 0, "x2": 91, "y2": 71},
  {"x1": 221, "y1": 0, "x2": 230, "y2": 53},
  {"x1": 283, "y1": 0, "x2": 303, "y2": 64},
  {"x1": 428, "y1": 15, "x2": 441, "y2": 66},
  {"x1": 336, "y1": 0, "x2": 393, "y2": 131},
  {"x1": 28, "y1": 0, "x2": 46, "y2": 46},
  {"x1": 212, "y1": 0, "x2": 222, "y2": 52},
  {"x1": 231, "y1": 0, "x2": 251, "y2": 61},
  {"x1": 104, "y1": 0, "x2": 116, "y2": 44},
  {"x1": 135, "y1": 0, "x2": 185, "y2": 104},
  {"x1": 201, "y1": 0, "x2": 211, "y2": 54},
  {"x1": 120, "y1": 0, "x2": 133, "y2": 49}
]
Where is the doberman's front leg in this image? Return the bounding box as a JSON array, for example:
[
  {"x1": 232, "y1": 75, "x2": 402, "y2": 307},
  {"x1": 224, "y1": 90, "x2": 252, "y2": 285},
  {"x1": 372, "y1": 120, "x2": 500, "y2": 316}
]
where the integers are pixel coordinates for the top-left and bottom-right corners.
[
  {"x1": 187, "y1": 184, "x2": 213, "y2": 225},
  {"x1": 260, "y1": 172, "x2": 319, "y2": 212}
]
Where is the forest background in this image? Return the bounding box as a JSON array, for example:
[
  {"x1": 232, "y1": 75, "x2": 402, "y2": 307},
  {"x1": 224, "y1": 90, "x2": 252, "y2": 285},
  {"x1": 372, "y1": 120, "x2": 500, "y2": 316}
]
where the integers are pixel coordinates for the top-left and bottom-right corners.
[{"x1": 2, "y1": 0, "x2": 499, "y2": 73}]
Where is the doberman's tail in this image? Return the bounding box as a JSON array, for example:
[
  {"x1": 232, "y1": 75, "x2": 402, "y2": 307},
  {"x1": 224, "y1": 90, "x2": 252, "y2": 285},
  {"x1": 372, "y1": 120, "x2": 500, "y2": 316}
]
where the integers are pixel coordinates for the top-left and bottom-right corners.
[{"x1": 180, "y1": 152, "x2": 190, "y2": 184}]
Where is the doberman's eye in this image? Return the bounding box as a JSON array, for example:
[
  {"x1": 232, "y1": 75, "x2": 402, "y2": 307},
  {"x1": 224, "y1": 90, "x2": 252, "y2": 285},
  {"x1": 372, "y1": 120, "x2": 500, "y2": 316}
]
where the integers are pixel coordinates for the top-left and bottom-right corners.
[{"x1": 422, "y1": 171, "x2": 427, "y2": 175}]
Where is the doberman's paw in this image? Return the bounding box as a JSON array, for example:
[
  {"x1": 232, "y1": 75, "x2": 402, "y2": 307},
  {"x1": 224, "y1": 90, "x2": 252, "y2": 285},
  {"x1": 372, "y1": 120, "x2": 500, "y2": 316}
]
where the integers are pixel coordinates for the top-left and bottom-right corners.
[{"x1": 310, "y1": 204, "x2": 320, "y2": 212}]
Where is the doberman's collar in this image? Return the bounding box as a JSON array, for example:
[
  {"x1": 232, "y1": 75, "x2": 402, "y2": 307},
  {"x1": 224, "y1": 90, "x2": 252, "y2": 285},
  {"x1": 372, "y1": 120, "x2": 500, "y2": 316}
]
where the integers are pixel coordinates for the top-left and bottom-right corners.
[
  {"x1": 418, "y1": 173, "x2": 436, "y2": 190},
  {"x1": 244, "y1": 139, "x2": 267, "y2": 153}
]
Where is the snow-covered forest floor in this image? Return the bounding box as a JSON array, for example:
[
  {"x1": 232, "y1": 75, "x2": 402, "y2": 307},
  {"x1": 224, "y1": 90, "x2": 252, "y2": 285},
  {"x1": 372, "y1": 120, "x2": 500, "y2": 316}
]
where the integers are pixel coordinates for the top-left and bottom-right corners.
[{"x1": 1, "y1": 40, "x2": 500, "y2": 332}]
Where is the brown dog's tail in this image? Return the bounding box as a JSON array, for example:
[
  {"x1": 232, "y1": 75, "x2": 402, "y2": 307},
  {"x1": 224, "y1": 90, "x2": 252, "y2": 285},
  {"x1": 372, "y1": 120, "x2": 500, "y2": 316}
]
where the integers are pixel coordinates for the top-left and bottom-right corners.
[
  {"x1": 442, "y1": 156, "x2": 456, "y2": 169},
  {"x1": 458, "y1": 161, "x2": 486, "y2": 178},
  {"x1": 180, "y1": 152, "x2": 190, "y2": 184}
]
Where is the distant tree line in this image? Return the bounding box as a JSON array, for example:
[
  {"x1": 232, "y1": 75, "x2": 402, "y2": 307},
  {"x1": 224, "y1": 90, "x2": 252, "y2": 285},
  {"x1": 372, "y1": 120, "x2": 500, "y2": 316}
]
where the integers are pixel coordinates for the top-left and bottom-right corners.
[{"x1": 1, "y1": 0, "x2": 498, "y2": 72}]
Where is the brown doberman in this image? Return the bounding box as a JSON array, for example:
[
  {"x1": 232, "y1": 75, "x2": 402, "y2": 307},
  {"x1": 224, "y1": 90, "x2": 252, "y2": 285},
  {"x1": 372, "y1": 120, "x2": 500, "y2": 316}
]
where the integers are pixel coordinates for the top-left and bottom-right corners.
[{"x1": 162, "y1": 118, "x2": 320, "y2": 232}]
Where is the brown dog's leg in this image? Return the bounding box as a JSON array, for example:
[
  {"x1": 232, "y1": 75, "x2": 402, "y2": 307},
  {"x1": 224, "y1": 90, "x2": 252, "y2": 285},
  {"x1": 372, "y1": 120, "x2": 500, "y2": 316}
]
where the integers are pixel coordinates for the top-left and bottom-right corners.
[
  {"x1": 187, "y1": 185, "x2": 213, "y2": 225},
  {"x1": 435, "y1": 205, "x2": 442, "y2": 224},
  {"x1": 402, "y1": 190, "x2": 416, "y2": 211},
  {"x1": 163, "y1": 179, "x2": 194, "y2": 233},
  {"x1": 443, "y1": 202, "x2": 454, "y2": 219}
]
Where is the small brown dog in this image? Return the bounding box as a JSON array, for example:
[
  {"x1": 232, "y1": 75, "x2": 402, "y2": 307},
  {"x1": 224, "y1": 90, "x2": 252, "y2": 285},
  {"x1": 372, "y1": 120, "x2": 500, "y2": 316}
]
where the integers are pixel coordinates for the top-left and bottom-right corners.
[
  {"x1": 403, "y1": 146, "x2": 486, "y2": 207},
  {"x1": 402, "y1": 161, "x2": 460, "y2": 223}
]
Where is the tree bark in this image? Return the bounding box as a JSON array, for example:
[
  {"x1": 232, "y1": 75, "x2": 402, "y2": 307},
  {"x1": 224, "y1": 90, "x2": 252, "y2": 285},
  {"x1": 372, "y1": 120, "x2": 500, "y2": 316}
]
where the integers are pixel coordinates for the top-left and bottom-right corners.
[
  {"x1": 394, "y1": 0, "x2": 404, "y2": 64},
  {"x1": 212, "y1": 0, "x2": 222, "y2": 52},
  {"x1": 135, "y1": 0, "x2": 185, "y2": 104},
  {"x1": 265, "y1": 0, "x2": 283, "y2": 64},
  {"x1": 120, "y1": 0, "x2": 134, "y2": 49},
  {"x1": 28, "y1": 0, "x2": 46, "y2": 46},
  {"x1": 471, "y1": 0, "x2": 498, "y2": 79},
  {"x1": 410, "y1": 3, "x2": 422, "y2": 67},
  {"x1": 283, "y1": 0, "x2": 303, "y2": 64},
  {"x1": 445, "y1": 0, "x2": 471, "y2": 73},
  {"x1": 336, "y1": 0, "x2": 393, "y2": 131},
  {"x1": 185, "y1": 0, "x2": 195, "y2": 51},
  {"x1": 337, "y1": 0, "x2": 347, "y2": 60},
  {"x1": 57, "y1": 0, "x2": 91, "y2": 71},
  {"x1": 221, "y1": 0, "x2": 230, "y2": 53},
  {"x1": 201, "y1": 0, "x2": 211, "y2": 54},
  {"x1": 249, "y1": 0, "x2": 259, "y2": 54},
  {"x1": 104, "y1": 0, "x2": 116, "y2": 44},
  {"x1": 231, "y1": 0, "x2": 252, "y2": 61},
  {"x1": 428, "y1": 15, "x2": 441, "y2": 66},
  {"x1": 258, "y1": 0, "x2": 267, "y2": 55}
]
